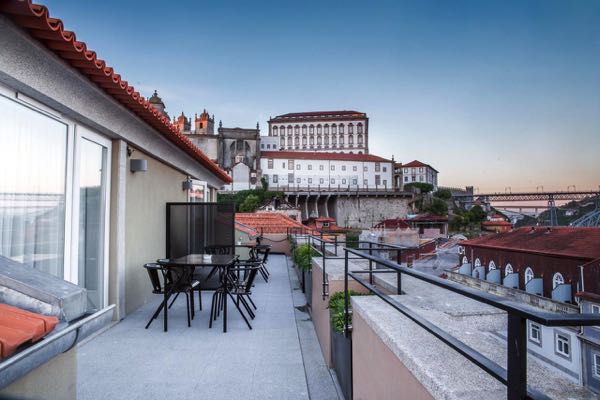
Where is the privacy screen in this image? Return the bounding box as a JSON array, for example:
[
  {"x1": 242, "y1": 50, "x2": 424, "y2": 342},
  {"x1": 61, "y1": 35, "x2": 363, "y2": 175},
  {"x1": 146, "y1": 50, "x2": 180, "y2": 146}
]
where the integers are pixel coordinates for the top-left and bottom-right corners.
[{"x1": 166, "y1": 203, "x2": 235, "y2": 258}]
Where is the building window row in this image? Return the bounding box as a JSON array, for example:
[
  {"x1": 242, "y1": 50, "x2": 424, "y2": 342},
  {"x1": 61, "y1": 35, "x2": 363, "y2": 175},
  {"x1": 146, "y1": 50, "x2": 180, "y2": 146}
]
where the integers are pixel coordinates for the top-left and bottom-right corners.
[{"x1": 272, "y1": 122, "x2": 365, "y2": 136}]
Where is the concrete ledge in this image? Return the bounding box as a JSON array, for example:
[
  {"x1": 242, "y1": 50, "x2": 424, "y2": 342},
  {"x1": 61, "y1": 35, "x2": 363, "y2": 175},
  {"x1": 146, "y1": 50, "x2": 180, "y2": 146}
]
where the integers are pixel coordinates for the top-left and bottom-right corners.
[
  {"x1": 350, "y1": 276, "x2": 597, "y2": 399},
  {"x1": 0, "y1": 256, "x2": 87, "y2": 322},
  {"x1": 0, "y1": 305, "x2": 115, "y2": 390}
]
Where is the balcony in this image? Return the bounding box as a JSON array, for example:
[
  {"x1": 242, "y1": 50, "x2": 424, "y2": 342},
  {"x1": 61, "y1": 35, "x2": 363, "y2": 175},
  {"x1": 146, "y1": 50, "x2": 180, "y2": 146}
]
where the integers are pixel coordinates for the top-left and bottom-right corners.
[{"x1": 76, "y1": 254, "x2": 340, "y2": 399}]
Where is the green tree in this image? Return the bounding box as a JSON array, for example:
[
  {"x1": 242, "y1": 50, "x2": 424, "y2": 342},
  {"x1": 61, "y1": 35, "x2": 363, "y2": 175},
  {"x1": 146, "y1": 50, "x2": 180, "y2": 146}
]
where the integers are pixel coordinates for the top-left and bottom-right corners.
[
  {"x1": 433, "y1": 188, "x2": 452, "y2": 200},
  {"x1": 239, "y1": 194, "x2": 261, "y2": 212},
  {"x1": 425, "y1": 198, "x2": 448, "y2": 216},
  {"x1": 468, "y1": 205, "x2": 486, "y2": 222},
  {"x1": 404, "y1": 182, "x2": 434, "y2": 193}
]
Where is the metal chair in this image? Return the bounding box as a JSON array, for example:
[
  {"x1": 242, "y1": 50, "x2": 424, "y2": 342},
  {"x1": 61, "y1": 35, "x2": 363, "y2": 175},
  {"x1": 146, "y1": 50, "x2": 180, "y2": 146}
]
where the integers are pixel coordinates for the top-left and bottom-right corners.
[{"x1": 144, "y1": 263, "x2": 199, "y2": 330}]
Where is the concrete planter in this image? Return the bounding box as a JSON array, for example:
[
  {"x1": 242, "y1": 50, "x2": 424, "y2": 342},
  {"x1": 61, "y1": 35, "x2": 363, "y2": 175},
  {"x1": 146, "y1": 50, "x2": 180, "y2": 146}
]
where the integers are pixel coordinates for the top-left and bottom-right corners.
[
  {"x1": 331, "y1": 328, "x2": 352, "y2": 400},
  {"x1": 304, "y1": 269, "x2": 312, "y2": 307}
]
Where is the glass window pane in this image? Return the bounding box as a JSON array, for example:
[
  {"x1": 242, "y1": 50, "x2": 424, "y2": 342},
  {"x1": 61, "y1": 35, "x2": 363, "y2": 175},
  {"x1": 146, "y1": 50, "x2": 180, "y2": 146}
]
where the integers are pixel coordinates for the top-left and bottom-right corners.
[
  {"x1": 78, "y1": 138, "x2": 107, "y2": 311},
  {"x1": 0, "y1": 96, "x2": 67, "y2": 277}
]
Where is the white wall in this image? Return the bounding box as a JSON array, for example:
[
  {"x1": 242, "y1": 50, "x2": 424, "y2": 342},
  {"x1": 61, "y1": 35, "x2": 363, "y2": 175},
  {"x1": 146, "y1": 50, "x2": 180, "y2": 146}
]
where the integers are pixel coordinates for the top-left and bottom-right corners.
[
  {"x1": 260, "y1": 157, "x2": 392, "y2": 189},
  {"x1": 267, "y1": 117, "x2": 368, "y2": 153}
]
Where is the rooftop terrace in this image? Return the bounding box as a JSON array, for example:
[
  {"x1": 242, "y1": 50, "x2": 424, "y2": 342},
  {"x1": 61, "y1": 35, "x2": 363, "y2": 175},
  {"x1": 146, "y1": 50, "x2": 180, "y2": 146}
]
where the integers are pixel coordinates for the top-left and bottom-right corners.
[{"x1": 76, "y1": 255, "x2": 341, "y2": 400}]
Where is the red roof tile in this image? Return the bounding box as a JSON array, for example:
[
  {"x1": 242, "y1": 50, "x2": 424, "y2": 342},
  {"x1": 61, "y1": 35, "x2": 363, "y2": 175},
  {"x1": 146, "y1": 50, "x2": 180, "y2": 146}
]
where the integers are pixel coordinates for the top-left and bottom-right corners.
[
  {"x1": 236, "y1": 213, "x2": 312, "y2": 234},
  {"x1": 261, "y1": 151, "x2": 391, "y2": 162},
  {"x1": 463, "y1": 227, "x2": 600, "y2": 260},
  {"x1": 374, "y1": 218, "x2": 412, "y2": 229},
  {"x1": 270, "y1": 111, "x2": 366, "y2": 121},
  {"x1": 402, "y1": 160, "x2": 438, "y2": 172},
  {"x1": 0, "y1": 304, "x2": 58, "y2": 360},
  {"x1": 0, "y1": 0, "x2": 231, "y2": 183}
]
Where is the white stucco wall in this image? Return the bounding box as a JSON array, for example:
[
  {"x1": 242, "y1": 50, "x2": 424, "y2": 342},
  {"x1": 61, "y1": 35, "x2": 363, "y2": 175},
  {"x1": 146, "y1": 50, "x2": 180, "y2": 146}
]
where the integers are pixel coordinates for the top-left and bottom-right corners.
[{"x1": 261, "y1": 157, "x2": 393, "y2": 189}]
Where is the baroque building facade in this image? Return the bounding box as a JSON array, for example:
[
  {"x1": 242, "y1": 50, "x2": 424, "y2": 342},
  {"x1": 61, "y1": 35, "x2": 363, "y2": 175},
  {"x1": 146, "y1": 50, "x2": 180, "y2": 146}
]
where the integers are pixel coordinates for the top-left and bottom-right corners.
[
  {"x1": 267, "y1": 111, "x2": 369, "y2": 154},
  {"x1": 148, "y1": 91, "x2": 260, "y2": 190}
]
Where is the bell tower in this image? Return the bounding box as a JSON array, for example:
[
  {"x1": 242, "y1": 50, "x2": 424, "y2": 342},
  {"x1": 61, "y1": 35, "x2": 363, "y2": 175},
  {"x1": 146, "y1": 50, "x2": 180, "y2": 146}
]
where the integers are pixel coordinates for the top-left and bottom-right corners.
[{"x1": 195, "y1": 109, "x2": 214, "y2": 135}]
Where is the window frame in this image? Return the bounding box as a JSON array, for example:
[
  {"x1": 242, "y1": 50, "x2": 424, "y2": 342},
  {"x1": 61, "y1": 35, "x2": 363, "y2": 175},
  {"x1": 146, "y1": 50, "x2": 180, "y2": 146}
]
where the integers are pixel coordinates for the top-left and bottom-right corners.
[
  {"x1": 528, "y1": 322, "x2": 542, "y2": 346},
  {"x1": 554, "y1": 331, "x2": 571, "y2": 360}
]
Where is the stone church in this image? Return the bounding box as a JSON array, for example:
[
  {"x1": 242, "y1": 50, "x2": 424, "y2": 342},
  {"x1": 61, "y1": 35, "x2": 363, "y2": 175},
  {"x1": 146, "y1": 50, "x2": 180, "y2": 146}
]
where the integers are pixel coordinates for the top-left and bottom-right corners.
[{"x1": 148, "y1": 90, "x2": 261, "y2": 191}]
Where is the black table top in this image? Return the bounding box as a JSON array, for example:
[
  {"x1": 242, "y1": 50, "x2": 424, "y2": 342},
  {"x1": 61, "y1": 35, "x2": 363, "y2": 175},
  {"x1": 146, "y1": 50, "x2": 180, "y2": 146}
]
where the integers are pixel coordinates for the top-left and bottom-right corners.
[{"x1": 157, "y1": 254, "x2": 236, "y2": 267}]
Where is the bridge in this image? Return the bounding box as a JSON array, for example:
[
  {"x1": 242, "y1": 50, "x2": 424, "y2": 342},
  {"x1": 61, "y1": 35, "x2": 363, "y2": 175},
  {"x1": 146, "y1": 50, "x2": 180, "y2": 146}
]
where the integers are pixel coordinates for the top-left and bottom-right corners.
[
  {"x1": 452, "y1": 190, "x2": 600, "y2": 226},
  {"x1": 452, "y1": 190, "x2": 600, "y2": 202}
]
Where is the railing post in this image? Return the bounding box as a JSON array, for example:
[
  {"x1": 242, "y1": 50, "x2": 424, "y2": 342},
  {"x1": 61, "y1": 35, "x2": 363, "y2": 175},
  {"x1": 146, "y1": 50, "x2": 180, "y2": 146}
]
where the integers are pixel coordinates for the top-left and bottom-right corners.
[
  {"x1": 322, "y1": 239, "x2": 328, "y2": 300},
  {"x1": 344, "y1": 249, "x2": 349, "y2": 338},
  {"x1": 369, "y1": 242, "x2": 373, "y2": 285},
  {"x1": 397, "y1": 270, "x2": 402, "y2": 295},
  {"x1": 507, "y1": 314, "x2": 527, "y2": 400},
  {"x1": 334, "y1": 235, "x2": 338, "y2": 256}
]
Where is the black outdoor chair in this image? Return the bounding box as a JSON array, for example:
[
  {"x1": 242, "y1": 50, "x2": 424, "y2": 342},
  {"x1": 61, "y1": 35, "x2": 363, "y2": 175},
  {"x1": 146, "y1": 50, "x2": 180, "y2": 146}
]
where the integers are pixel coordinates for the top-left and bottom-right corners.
[
  {"x1": 144, "y1": 263, "x2": 199, "y2": 330},
  {"x1": 209, "y1": 261, "x2": 261, "y2": 330},
  {"x1": 255, "y1": 245, "x2": 271, "y2": 282}
]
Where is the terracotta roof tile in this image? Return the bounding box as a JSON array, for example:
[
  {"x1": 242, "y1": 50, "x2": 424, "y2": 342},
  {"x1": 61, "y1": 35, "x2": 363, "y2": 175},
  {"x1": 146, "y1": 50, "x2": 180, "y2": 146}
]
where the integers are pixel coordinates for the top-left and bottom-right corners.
[
  {"x1": 270, "y1": 111, "x2": 366, "y2": 121},
  {"x1": 0, "y1": 304, "x2": 58, "y2": 360},
  {"x1": 0, "y1": 0, "x2": 231, "y2": 183},
  {"x1": 236, "y1": 213, "x2": 312, "y2": 234},
  {"x1": 261, "y1": 151, "x2": 391, "y2": 162},
  {"x1": 463, "y1": 227, "x2": 600, "y2": 260},
  {"x1": 402, "y1": 160, "x2": 438, "y2": 172}
]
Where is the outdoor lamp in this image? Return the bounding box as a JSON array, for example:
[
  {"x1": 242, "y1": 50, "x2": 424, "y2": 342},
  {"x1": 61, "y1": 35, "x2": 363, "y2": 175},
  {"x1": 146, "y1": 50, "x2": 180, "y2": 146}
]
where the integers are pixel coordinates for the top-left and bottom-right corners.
[{"x1": 130, "y1": 159, "x2": 147, "y2": 173}]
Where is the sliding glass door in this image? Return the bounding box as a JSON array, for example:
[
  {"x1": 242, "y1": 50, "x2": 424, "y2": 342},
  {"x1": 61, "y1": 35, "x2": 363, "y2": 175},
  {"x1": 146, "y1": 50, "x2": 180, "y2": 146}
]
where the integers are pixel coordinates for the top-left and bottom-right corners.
[{"x1": 74, "y1": 130, "x2": 110, "y2": 312}]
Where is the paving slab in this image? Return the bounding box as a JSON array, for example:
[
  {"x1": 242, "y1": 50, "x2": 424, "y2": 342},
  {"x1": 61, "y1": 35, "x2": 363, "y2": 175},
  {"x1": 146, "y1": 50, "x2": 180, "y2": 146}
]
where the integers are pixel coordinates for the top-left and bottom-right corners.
[{"x1": 77, "y1": 255, "x2": 328, "y2": 400}]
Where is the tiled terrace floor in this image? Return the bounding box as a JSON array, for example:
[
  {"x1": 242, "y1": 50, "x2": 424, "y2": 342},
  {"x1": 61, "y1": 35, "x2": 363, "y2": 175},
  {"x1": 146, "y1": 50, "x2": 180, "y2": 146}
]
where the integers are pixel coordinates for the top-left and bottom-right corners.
[{"x1": 77, "y1": 255, "x2": 340, "y2": 400}]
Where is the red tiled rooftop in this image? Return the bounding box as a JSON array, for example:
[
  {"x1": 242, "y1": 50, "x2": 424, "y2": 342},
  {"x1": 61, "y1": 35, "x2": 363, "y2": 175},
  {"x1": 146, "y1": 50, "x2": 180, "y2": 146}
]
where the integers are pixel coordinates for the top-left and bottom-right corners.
[
  {"x1": 373, "y1": 218, "x2": 411, "y2": 229},
  {"x1": 236, "y1": 213, "x2": 311, "y2": 234},
  {"x1": 463, "y1": 227, "x2": 600, "y2": 260},
  {"x1": 402, "y1": 160, "x2": 438, "y2": 172},
  {"x1": 270, "y1": 111, "x2": 366, "y2": 121},
  {"x1": 0, "y1": 0, "x2": 231, "y2": 183},
  {"x1": 261, "y1": 151, "x2": 391, "y2": 162}
]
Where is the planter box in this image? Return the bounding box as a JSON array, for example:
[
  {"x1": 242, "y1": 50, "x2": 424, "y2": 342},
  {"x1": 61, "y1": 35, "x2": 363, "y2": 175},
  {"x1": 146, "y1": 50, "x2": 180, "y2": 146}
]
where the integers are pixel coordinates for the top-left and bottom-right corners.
[
  {"x1": 304, "y1": 269, "x2": 312, "y2": 307},
  {"x1": 331, "y1": 329, "x2": 352, "y2": 400}
]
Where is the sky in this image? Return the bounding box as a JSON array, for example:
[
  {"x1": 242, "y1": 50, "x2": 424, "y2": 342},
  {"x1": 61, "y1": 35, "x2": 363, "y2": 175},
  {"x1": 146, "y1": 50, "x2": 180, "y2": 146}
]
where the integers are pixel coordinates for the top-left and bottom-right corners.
[{"x1": 42, "y1": 0, "x2": 600, "y2": 192}]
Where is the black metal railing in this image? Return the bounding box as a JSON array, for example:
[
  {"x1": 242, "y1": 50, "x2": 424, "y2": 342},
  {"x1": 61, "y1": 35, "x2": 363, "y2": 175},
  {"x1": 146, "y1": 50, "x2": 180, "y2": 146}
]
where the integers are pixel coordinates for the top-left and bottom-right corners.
[
  {"x1": 288, "y1": 231, "x2": 408, "y2": 300},
  {"x1": 342, "y1": 247, "x2": 600, "y2": 400}
]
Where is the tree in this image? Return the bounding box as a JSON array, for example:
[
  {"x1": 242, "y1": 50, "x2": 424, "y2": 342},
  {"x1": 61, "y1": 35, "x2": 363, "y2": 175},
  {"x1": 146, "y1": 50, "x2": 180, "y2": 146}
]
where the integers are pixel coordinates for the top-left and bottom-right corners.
[
  {"x1": 404, "y1": 182, "x2": 434, "y2": 193},
  {"x1": 260, "y1": 176, "x2": 269, "y2": 191},
  {"x1": 239, "y1": 194, "x2": 261, "y2": 212},
  {"x1": 425, "y1": 198, "x2": 448, "y2": 216},
  {"x1": 469, "y1": 205, "x2": 486, "y2": 222},
  {"x1": 433, "y1": 188, "x2": 452, "y2": 200}
]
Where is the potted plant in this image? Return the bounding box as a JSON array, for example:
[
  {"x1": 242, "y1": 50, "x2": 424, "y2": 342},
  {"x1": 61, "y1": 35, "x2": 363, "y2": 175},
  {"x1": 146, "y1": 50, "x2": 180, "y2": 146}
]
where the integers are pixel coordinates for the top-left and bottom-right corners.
[
  {"x1": 329, "y1": 290, "x2": 366, "y2": 400},
  {"x1": 292, "y1": 243, "x2": 316, "y2": 305}
]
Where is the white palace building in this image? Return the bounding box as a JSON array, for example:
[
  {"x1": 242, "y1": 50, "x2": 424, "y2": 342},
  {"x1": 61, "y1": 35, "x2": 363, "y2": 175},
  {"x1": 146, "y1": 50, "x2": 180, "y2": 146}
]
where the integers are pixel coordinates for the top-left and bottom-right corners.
[
  {"x1": 260, "y1": 151, "x2": 393, "y2": 190},
  {"x1": 267, "y1": 110, "x2": 369, "y2": 154}
]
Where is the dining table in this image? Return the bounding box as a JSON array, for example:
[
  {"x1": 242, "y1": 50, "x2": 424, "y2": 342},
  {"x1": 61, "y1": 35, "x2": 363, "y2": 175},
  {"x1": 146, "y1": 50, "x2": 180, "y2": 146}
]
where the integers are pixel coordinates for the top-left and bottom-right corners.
[{"x1": 155, "y1": 254, "x2": 236, "y2": 332}]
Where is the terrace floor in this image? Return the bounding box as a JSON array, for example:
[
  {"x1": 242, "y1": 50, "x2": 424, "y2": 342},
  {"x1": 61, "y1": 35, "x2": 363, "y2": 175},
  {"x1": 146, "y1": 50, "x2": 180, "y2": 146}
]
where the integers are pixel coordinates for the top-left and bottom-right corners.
[{"x1": 77, "y1": 255, "x2": 341, "y2": 400}]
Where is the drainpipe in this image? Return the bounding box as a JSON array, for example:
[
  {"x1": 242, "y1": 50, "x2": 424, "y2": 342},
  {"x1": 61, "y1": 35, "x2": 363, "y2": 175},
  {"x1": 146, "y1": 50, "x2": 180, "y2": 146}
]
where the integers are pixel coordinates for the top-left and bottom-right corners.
[{"x1": 579, "y1": 265, "x2": 585, "y2": 294}]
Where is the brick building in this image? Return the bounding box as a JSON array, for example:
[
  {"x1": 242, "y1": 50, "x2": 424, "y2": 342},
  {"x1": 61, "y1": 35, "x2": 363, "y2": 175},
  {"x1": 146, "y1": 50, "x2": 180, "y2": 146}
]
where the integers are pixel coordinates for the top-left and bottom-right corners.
[{"x1": 459, "y1": 226, "x2": 600, "y2": 302}]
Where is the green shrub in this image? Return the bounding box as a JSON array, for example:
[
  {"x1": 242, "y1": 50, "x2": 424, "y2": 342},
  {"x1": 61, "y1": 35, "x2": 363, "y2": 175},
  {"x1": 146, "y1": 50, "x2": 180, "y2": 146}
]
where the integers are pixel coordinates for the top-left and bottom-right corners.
[
  {"x1": 293, "y1": 243, "x2": 318, "y2": 271},
  {"x1": 329, "y1": 290, "x2": 368, "y2": 334}
]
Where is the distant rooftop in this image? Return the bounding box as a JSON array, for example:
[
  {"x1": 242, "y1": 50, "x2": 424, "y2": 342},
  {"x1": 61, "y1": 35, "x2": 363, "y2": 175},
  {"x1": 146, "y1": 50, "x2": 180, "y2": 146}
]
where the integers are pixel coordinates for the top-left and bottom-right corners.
[
  {"x1": 261, "y1": 151, "x2": 390, "y2": 162},
  {"x1": 269, "y1": 110, "x2": 367, "y2": 122},
  {"x1": 235, "y1": 212, "x2": 309, "y2": 234},
  {"x1": 463, "y1": 226, "x2": 600, "y2": 260}
]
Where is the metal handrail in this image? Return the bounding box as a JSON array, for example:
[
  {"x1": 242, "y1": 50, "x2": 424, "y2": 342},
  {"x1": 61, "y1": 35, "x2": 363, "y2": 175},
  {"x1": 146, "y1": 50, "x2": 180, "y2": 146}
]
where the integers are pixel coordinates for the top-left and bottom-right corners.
[
  {"x1": 342, "y1": 247, "x2": 600, "y2": 400},
  {"x1": 299, "y1": 233, "x2": 408, "y2": 300}
]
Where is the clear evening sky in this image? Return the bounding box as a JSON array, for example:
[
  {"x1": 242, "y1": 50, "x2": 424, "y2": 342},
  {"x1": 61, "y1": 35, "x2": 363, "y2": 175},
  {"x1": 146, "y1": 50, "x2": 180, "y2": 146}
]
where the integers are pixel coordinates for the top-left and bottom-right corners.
[{"x1": 43, "y1": 0, "x2": 599, "y2": 192}]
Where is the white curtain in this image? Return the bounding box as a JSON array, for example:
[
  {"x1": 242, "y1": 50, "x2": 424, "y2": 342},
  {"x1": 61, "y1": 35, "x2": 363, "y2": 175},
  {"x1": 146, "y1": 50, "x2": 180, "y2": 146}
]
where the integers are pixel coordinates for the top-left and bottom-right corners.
[{"x1": 0, "y1": 95, "x2": 68, "y2": 277}]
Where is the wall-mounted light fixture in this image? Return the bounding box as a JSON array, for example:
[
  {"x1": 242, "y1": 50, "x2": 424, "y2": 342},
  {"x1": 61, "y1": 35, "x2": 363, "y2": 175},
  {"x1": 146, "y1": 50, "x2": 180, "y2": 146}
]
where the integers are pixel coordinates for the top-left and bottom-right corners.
[
  {"x1": 130, "y1": 159, "x2": 147, "y2": 173},
  {"x1": 182, "y1": 177, "x2": 193, "y2": 191}
]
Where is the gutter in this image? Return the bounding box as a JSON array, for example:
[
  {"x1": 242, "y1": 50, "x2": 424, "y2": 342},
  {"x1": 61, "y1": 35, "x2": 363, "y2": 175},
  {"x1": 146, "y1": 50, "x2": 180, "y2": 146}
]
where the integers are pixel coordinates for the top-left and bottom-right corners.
[{"x1": 0, "y1": 305, "x2": 115, "y2": 389}]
